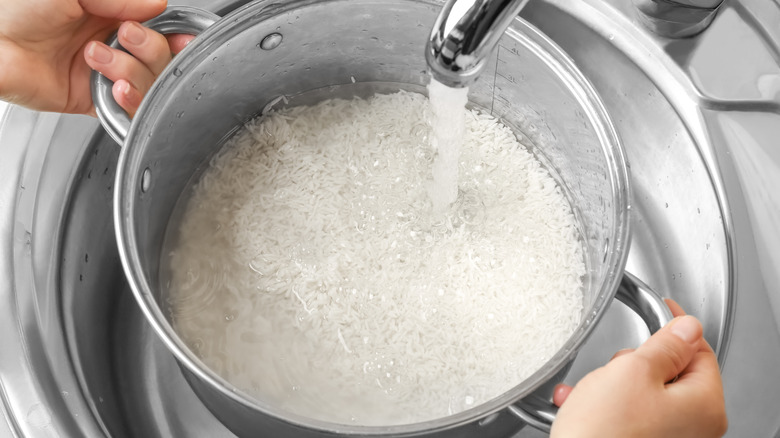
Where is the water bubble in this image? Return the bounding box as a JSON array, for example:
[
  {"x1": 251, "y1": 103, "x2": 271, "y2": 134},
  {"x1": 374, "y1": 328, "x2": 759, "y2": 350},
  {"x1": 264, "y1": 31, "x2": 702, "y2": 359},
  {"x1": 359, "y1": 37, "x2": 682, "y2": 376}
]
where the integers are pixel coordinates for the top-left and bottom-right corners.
[
  {"x1": 479, "y1": 413, "x2": 500, "y2": 427},
  {"x1": 260, "y1": 33, "x2": 283, "y2": 50},
  {"x1": 173, "y1": 68, "x2": 183, "y2": 77},
  {"x1": 26, "y1": 404, "x2": 51, "y2": 429},
  {"x1": 141, "y1": 168, "x2": 151, "y2": 193}
]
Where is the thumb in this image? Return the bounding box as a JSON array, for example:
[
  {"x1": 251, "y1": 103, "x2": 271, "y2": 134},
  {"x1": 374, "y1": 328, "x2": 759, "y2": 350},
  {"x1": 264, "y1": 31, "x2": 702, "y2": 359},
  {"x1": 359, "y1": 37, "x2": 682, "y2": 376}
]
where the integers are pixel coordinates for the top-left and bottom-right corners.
[
  {"x1": 79, "y1": 0, "x2": 167, "y2": 21},
  {"x1": 631, "y1": 315, "x2": 703, "y2": 384}
]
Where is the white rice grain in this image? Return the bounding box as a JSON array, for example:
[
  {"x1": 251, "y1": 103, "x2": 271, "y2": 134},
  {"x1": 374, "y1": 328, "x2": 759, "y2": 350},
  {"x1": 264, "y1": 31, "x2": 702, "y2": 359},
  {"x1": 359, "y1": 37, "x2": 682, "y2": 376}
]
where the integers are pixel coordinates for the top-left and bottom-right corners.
[{"x1": 166, "y1": 91, "x2": 585, "y2": 426}]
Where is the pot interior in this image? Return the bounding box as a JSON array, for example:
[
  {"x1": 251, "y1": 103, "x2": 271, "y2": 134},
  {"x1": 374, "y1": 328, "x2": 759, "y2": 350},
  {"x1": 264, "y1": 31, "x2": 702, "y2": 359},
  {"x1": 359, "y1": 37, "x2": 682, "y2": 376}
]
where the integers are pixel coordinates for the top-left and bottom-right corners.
[{"x1": 117, "y1": 0, "x2": 627, "y2": 432}]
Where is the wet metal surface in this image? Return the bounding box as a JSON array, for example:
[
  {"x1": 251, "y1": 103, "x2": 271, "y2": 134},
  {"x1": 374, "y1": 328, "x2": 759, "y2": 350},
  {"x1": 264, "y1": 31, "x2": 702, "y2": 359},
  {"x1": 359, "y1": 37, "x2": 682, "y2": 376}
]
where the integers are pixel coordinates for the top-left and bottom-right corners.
[{"x1": 1, "y1": 0, "x2": 779, "y2": 436}]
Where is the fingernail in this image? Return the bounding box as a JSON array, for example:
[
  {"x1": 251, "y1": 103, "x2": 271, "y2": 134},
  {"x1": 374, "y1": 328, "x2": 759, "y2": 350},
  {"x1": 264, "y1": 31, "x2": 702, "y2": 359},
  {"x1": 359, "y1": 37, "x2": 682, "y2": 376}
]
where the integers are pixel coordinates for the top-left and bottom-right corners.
[
  {"x1": 116, "y1": 81, "x2": 129, "y2": 96},
  {"x1": 670, "y1": 315, "x2": 701, "y2": 344},
  {"x1": 88, "y1": 42, "x2": 113, "y2": 64},
  {"x1": 118, "y1": 81, "x2": 137, "y2": 101},
  {"x1": 123, "y1": 22, "x2": 146, "y2": 46}
]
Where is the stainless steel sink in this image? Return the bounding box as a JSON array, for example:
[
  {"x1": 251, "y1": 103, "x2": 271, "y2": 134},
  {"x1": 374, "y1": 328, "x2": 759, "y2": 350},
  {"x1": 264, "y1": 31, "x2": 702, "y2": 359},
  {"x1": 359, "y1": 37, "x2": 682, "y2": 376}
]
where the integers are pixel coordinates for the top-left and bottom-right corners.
[{"x1": 1, "y1": 0, "x2": 779, "y2": 437}]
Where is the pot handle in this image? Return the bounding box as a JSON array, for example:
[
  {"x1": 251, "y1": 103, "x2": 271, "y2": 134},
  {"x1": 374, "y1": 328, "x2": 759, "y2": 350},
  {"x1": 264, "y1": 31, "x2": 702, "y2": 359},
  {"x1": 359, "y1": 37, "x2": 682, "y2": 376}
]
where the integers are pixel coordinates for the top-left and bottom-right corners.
[
  {"x1": 508, "y1": 272, "x2": 674, "y2": 432},
  {"x1": 90, "y1": 6, "x2": 220, "y2": 145}
]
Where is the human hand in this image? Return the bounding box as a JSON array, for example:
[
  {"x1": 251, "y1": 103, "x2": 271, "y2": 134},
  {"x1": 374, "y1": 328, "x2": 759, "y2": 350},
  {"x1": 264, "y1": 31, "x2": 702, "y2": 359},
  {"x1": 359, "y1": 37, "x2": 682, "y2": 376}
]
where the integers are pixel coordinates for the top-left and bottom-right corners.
[
  {"x1": 550, "y1": 299, "x2": 727, "y2": 438},
  {"x1": 0, "y1": 0, "x2": 192, "y2": 116},
  {"x1": 84, "y1": 21, "x2": 194, "y2": 117}
]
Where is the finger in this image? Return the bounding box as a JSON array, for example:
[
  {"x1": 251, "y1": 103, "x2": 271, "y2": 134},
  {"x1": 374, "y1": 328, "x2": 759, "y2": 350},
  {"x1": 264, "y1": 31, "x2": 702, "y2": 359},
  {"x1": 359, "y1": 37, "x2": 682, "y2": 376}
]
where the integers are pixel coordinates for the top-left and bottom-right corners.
[
  {"x1": 675, "y1": 334, "x2": 718, "y2": 380},
  {"x1": 112, "y1": 79, "x2": 143, "y2": 117},
  {"x1": 664, "y1": 298, "x2": 687, "y2": 318},
  {"x1": 166, "y1": 34, "x2": 196, "y2": 54},
  {"x1": 663, "y1": 298, "x2": 711, "y2": 355},
  {"x1": 674, "y1": 347, "x2": 720, "y2": 383},
  {"x1": 552, "y1": 384, "x2": 573, "y2": 407},
  {"x1": 117, "y1": 21, "x2": 173, "y2": 76},
  {"x1": 85, "y1": 41, "x2": 156, "y2": 96},
  {"x1": 610, "y1": 348, "x2": 635, "y2": 361},
  {"x1": 631, "y1": 315, "x2": 703, "y2": 383},
  {"x1": 667, "y1": 346, "x2": 726, "y2": 430},
  {"x1": 79, "y1": 0, "x2": 167, "y2": 21}
]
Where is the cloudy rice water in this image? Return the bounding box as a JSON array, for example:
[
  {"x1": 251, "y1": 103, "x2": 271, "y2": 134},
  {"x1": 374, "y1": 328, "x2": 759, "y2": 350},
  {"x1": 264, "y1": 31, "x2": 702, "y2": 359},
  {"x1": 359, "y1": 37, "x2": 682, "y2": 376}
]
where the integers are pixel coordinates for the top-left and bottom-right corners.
[{"x1": 165, "y1": 90, "x2": 585, "y2": 426}]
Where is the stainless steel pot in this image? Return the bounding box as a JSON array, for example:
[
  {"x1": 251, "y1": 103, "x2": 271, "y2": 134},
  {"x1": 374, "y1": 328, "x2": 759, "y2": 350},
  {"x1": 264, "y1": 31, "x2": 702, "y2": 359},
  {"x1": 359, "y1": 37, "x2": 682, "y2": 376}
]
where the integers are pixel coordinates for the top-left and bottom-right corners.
[{"x1": 92, "y1": 1, "x2": 672, "y2": 436}]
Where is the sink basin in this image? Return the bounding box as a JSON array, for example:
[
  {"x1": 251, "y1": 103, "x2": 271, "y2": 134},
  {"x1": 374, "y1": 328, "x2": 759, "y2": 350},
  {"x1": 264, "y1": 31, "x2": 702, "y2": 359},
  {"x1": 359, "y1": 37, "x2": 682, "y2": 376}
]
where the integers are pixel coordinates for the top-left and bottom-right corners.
[
  {"x1": 522, "y1": 0, "x2": 734, "y2": 355},
  {"x1": 2, "y1": 0, "x2": 778, "y2": 437},
  {"x1": 518, "y1": 0, "x2": 736, "y2": 367}
]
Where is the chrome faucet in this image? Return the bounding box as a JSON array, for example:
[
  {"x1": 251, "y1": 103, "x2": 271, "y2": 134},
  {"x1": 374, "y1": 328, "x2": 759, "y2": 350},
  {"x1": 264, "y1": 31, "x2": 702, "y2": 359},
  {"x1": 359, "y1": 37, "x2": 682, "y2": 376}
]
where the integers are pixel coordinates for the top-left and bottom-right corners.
[
  {"x1": 633, "y1": 0, "x2": 725, "y2": 38},
  {"x1": 426, "y1": 0, "x2": 531, "y2": 88},
  {"x1": 425, "y1": 0, "x2": 725, "y2": 88}
]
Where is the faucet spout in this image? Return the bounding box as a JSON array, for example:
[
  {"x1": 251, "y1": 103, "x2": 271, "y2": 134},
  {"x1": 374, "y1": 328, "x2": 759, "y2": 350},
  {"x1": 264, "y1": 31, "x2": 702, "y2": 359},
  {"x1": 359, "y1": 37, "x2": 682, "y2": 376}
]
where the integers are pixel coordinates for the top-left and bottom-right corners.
[{"x1": 426, "y1": 0, "x2": 531, "y2": 88}]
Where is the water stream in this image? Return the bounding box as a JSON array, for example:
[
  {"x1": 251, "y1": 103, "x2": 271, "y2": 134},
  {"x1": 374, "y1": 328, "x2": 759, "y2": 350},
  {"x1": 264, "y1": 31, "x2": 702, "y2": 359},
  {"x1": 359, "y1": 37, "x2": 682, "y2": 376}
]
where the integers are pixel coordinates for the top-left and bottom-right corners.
[{"x1": 426, "y1": 79, "x2": 469, "y2": 211}]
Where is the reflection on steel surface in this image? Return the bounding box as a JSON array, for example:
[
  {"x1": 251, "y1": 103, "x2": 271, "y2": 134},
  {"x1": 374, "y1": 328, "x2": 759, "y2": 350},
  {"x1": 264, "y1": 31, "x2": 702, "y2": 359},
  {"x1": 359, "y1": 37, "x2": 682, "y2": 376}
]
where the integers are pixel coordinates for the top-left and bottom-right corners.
[{"x1": 1, "y1": 0, "x2": 780, "y2": 437}]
